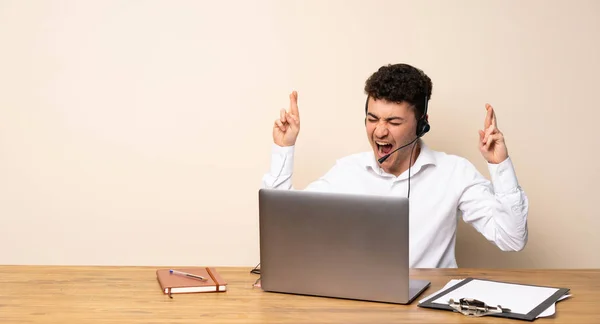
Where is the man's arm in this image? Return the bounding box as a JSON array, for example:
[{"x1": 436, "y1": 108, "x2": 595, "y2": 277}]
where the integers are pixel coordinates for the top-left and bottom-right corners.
[
  {"x1": 261, "y1": 90, "x2": 337, "y2": 192},
  {"x1": 459, "y1": 103, "x2": 528, "y2": 251},
  {"x1": 262, "y1": 91, "x2": 300, "y2": 189},
  {"x1": 260, "y1": 144, "x2": 335, "y2": 192},
  {"x1": 458, "y1": 157, "x2": 529, "y2": 251},
  {"x1": 261, "y1": 144, "x2": 295, "y2": 189}
]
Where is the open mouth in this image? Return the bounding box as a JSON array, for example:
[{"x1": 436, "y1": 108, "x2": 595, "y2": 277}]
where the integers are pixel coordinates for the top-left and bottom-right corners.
[{"x1": 376, "y1": 141, "x2": 393, "y2": 157}]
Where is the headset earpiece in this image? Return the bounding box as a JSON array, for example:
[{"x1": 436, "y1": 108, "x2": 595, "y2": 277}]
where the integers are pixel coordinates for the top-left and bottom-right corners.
[
  {"x1": 416, "y1": 92, "x2": 431, "y2": 137},
  {"x1": 416, "y1": 116, "x2": 430, "y2": 137}
]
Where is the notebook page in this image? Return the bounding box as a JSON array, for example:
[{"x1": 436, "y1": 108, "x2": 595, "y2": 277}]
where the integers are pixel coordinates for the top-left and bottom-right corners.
[{"x1": 431, "y1": 279, "x2": 559, "y2": 315}]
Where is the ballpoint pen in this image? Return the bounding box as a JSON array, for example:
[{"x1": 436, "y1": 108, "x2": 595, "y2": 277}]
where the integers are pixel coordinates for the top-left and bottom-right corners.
[{"x1": 169, "y1": 269, "x2": 208, "y2": 281}]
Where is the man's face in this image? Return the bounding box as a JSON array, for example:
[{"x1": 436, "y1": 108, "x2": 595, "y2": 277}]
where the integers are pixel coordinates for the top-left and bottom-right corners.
[{"x1": 365, "y1": 98, "x2": 418, "y2": 176}]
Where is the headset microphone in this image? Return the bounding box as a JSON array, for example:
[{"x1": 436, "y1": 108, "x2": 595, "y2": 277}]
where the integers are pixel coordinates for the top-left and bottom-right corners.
[{"x1": 377, "y1": 137, "x2": 419, "y2": 164}]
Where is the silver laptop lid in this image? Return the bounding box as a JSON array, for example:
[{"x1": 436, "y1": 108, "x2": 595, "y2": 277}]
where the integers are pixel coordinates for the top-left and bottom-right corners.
[{"x1": 258, "y1": 189, "x2": 411, "y2": 304}]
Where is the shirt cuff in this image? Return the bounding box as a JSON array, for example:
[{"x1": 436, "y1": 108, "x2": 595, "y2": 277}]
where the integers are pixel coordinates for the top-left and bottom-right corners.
[
  {"x1": 270, "y1": 143, "x2": 295, "y2": 176},
  {"x1": 487, "y1": 157, "x2": 520, "y2": 194}
]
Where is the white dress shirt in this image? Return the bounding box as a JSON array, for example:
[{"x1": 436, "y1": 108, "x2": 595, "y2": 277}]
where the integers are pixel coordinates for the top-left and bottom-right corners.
[{"x1": 260, "y1": 140, "x2": 529, "y2": 268}]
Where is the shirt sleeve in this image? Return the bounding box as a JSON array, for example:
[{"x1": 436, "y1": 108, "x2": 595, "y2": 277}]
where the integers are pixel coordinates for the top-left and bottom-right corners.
[
  {"x1": 457, "y1": 157, "x2": 529, "y2": 251},
  {"x1": 260, "y1": 143, "x2": 337, "y2": 192},
  {"x1": 260, "y1": 144, "x2": 296, "y2": 190}
]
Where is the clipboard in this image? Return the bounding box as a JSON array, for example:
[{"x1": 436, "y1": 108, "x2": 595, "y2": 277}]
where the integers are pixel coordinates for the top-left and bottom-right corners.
[{"x1": 418, "y1": 277, "x2": 570, "y2": 321}]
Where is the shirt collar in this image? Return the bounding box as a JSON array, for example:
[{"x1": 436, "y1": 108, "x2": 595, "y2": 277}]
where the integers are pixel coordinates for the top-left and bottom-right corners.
[{"x1": 364, "y1": 139, "x2": 437, "y2": 178}]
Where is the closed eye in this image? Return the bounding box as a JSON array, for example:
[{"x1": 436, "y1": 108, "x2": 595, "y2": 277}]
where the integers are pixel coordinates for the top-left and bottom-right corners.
[{"x1": 367, "y1": 113, "x2": 404, "y2": 125}]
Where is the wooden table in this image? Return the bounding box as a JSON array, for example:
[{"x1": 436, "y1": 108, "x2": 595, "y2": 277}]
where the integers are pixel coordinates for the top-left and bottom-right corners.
[{"x1": 1, "y1": 266, "x2": 598, "y2": 323}]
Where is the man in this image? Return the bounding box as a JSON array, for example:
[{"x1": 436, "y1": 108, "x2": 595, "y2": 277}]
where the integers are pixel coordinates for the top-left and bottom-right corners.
[{"x1": 261, "y1": 63, "x2": 528, "y2": 268}]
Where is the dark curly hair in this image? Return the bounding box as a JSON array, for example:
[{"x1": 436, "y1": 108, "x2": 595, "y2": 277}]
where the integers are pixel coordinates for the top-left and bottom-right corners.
[{"x1": 364, "y1": 63, "x2": 433, "y2": 120}]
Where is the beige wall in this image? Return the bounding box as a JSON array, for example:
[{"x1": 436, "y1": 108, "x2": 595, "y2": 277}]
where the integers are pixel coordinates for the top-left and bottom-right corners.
[{"x1": 1, "y1": 0, "x2": 598, "y2": 268}]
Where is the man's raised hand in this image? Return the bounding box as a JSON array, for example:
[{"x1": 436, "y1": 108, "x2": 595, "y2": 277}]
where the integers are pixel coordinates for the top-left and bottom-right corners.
[
  {"x1": 273, "y1": 91, "x2": 300, "y2": 147},
  {"x1": 478, "y1": 103, "x2": 508, "y2": 164}
]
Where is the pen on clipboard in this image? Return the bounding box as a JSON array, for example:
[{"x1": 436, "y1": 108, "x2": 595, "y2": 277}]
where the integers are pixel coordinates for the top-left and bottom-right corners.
[{"x1": 169, "y1": 269, "x2": 208, "y2": 281}]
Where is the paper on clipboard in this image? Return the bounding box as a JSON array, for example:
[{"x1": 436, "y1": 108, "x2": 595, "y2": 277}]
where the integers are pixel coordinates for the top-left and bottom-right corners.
[{"x1": 419, "y1": 279, "x2": 571, "y2": 318}]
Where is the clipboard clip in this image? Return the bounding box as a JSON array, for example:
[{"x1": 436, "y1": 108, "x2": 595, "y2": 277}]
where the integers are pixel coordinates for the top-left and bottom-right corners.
[{"x1": 448, "y1": 298, "x2": 511, "y2": 317}]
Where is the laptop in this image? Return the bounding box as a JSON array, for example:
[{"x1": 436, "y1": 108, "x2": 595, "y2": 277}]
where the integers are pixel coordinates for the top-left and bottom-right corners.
[{"x1": 258, "y1": 188, "x2": 430, "y2": 304}]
